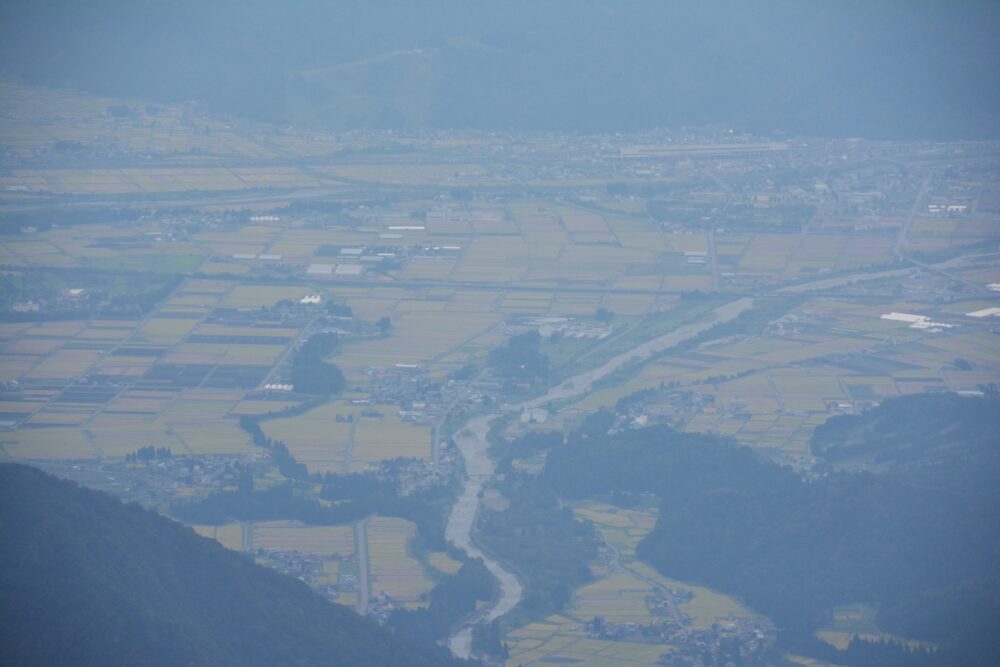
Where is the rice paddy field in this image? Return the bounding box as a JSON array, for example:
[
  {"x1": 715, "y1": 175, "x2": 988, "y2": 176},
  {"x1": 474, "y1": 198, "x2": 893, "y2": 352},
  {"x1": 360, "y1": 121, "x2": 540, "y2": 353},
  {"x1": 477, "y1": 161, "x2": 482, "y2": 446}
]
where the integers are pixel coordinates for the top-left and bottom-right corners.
[
  {"x1": 365, "y1": 517, "x2": 434, "y2": 609},
  {"x1": 192, "y1": 522, "x2": 245, "y2": 552},
  {"x1": 0, "y1": 271, "x2": 314, "y2": 460},
  {"x1": 427, "y1": 551, "x2": 463, "y2": 575},
  {"x1": 3, "y1": 201, "x2": 997, "y2": 467},
  {"x1": 4, "y1": 77, "x2": 999, "y2": 666},
  {"x1": 502, "y1": 501, "x2": 763, "y2": 667},
  {"x1": 0, "y1": 82, "x2": 352, "y2": 163},
  {"x1": 190, "y1": 516, "x2": 434, "y2": 611},
  {"x1": 505, "y1": 621, "x2": 672, "y2": 667},
  {"x1": 261, "y1": 402, "x2": 359, "y2": 473},
  {"x1": 567, "y1": 295, "x2": 1000, "y2": 456},
  {"x1": 261, "y1": 401, "x2": 431, "y2": 474},
  {"x1": 351, "y1": 412, "x2": 432, "y2": 469},
  {"x1": 2, "y1": 123, "x2": 998, "y2": 477},
  {"x1": 192, "y1": 519, "x2": 362, "y2": 608},
  {"x1": 251, "y1": 520, "x2": 355, "y2": 557}
]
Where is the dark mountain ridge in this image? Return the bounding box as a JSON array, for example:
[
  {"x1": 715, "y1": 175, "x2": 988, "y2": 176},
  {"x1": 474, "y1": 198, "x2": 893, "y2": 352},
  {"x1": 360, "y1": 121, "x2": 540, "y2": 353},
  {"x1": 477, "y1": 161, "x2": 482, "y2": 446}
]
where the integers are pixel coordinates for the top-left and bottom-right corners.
[{"x1": 0, "y1": 463, "x2": 465, "y2": 667}]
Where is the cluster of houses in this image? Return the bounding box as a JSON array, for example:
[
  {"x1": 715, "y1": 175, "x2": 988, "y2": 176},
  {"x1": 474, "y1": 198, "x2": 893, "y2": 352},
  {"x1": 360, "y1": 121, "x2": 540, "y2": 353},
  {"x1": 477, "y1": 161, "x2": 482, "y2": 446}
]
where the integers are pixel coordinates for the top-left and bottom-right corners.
[
  {"x1": 41, "y1": 452, "x2": 265, "y2": 511},
  {"x1": 656, "y1": 616, "x2": 772, "y2": 666},
  {"x1": 252, "y1": 548, "x2": 357, "y2": 605},
  {"x1": 365, "y1": 591, "x2": 404, "y2": 624},
  {"x1": 8, "y1": 287, "x2": 90, "y2": 315},
  {"x1": 583, "y1": 611, "x2": 772, "y2": 666},
  {"x1": 364, "y1": 365, "x2": 496, "y2": 428},
  {"x1": 368, "y1": 451, "x2": 458, "y2": 496}
]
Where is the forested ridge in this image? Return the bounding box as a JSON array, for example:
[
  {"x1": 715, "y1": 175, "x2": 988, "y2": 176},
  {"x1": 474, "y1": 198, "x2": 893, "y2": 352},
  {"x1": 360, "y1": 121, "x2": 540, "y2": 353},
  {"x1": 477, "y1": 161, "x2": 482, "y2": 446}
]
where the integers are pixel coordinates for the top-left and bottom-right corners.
[
  {"x1": 0, "y1": 463, "x2": 466, "y2": 667},
  {"x1": 541, "y1": 394, "x2": 1000, "y2": 664},
  {"x1": 810, "y1": 392, "x2": 1000, "y2": 466}
]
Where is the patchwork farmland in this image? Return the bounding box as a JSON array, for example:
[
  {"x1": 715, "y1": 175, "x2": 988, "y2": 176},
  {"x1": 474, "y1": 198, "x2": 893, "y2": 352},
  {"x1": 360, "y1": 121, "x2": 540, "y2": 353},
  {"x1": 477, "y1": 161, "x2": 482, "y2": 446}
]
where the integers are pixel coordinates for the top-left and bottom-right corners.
[{"x1": 2, "y1": 79, "x2": 999, "y2": 665}]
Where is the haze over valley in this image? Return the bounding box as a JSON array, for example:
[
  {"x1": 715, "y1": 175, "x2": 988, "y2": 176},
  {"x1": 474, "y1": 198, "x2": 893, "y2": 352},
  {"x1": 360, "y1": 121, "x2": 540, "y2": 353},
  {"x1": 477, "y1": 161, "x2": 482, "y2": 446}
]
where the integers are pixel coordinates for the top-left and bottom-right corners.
[{"x1": 1, "y1": 3, "x2": 999, "y2": 666}]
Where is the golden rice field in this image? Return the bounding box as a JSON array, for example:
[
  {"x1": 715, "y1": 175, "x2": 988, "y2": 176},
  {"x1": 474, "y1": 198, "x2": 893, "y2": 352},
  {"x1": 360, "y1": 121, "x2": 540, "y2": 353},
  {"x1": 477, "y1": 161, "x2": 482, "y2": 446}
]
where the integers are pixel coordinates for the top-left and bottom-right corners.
[
  {"x1": 251, "y1": 520, "x2": 355, "y2": 557},
  {"x1": 193, "y1": 523, "x2": 245, "y2": 552},
  {"x1": 504, "y1": 500, "x2": 766, "y2": 666},
  {"x1": 261, "y1": 402, "x2": 360, "y2": 473},
  {"x1": 365, "y1": 517, "x2": 433, "y2": 609},
  {"x1": 427, "y1": 551, "x2": 463, "y2": 575}
]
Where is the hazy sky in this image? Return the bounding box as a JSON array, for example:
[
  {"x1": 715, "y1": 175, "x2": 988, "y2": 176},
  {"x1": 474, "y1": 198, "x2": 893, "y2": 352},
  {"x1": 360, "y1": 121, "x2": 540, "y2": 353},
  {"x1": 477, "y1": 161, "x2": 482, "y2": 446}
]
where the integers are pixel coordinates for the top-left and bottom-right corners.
[{"x1": 1, "y1": 1, "x2": 998, "y2": 138}]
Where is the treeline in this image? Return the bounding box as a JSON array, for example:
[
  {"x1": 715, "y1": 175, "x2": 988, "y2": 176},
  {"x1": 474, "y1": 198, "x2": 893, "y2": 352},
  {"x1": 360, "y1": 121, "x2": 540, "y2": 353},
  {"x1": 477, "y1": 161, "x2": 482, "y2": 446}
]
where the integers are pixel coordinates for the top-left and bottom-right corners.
[
  {"x1": 291, "y1": 333, "x2": 346, "y2": 395},
  {"x1": 125, "y1": 445, "x2": 172, "y2": 463},
  {"x1": 540, "y1": 395, "x2": 1000, "y2": 663},
  {"x1": 488, "y1": 330, "x2": 549, "y2": 383},
  {"x1": 492, "y1": 430, "x2": 562, "y2": 466},
  {"x1": 239, "y1": 414, "x2": 309, "y2": 480},
  {"x1": 476, "y1": 433, "x2": 598, "y2": 625},
  {"x1": 231, "y1": 395, "x2": 449, "y2": 546},
  {"x1": 386, "y1": 560, "x2": 495, "y2": 653},
  {"x1": 0, "y1": 207, "x2": 141, "y2": 233},
  {"x1": 785, "y1": 635, "x2": 943, "y2": 667},
  {"x1": 171, "y1": 480, "x2": 452, "y2": 551},
  {"x1": 671, "y1": 296, "x2": 802, "y2": 356},
  {"x1": 543, "y1": 414, "x2": 791, "y2": 503},
  {"x1": 0, "y1": 268, "x2": 181, "y2": 320},
  {"x1": 325, "y1": 301, "x2": 353, "y2": 317},
  {"x1": 810, "y1": 392, "x2": 1000, "y2": 465}
]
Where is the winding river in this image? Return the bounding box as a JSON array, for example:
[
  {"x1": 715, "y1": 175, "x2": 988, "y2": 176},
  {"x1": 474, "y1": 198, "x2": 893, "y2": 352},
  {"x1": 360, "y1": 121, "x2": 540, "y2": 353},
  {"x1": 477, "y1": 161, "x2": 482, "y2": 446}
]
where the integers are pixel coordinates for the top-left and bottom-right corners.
[{"x1": 444, "y1": 297, "x2": 753, "y2": 658}]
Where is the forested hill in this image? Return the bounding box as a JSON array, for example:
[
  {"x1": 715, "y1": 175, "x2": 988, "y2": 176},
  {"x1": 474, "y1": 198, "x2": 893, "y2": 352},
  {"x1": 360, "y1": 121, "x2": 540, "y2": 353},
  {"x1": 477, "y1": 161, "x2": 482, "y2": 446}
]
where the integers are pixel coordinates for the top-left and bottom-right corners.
[
  {"x1": 810, "y1": 392, "x2": 1000, "y2": 467},
  {"x1": 542, "y1": 394, "x2": 1000, "y2": 664},
  {"x1": 0, "y1": 464, "x2": 465, "y2": 667}
]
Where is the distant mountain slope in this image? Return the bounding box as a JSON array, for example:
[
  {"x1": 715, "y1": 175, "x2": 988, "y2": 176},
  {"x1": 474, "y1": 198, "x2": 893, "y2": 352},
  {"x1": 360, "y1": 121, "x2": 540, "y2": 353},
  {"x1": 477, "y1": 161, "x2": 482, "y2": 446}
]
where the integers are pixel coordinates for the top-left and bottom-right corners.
[
  {"x1": 287, "y1": 48, "x2": 443, "y2": 129},
  {"x1": 1, "y1": 1, "x2": 998, "y2": 138},
  {"x1": 0, "y1": 464, "x2": 463, "y2": 667}
]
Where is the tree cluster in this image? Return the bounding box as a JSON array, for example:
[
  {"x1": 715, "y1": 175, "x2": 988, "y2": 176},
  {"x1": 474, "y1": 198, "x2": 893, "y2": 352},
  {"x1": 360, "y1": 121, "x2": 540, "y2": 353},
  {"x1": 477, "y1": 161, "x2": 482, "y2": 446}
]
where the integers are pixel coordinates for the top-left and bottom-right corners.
[
  {"x1": 477, "y1": 467, "x2": 597, "y2": 624},
  {"x1": 488, "y1": 330, "x2": 549, "y2": 382},
  {"x1": 125, "y1": 445, "x2": 172, "y2": 463},
  {"x1": 291, "y1": 333, "x2": 346, "y2": 395}
]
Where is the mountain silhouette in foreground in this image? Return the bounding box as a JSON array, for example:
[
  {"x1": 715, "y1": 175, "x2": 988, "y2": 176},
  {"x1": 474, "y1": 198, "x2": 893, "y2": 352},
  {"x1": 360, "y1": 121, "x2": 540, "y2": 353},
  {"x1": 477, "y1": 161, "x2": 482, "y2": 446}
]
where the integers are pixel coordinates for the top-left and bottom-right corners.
[{"x1": 0, "y1": 463, "x2": 465, "y2": 667}]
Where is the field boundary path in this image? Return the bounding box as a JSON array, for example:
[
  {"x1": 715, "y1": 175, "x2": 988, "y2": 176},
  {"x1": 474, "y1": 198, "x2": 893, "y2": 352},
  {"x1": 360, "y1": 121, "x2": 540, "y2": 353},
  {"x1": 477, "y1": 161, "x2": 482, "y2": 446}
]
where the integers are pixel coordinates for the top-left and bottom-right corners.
[{"x1": 354, "y1": 518, "x2": 370, "y2": 615}]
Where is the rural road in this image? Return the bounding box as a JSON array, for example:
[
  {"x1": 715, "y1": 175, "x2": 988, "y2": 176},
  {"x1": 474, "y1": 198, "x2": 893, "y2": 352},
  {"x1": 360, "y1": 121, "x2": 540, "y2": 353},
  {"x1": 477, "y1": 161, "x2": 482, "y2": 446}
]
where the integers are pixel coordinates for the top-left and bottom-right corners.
[
  {"x1": 894, "y1": 173, "x2": 931, "y2": 258},
  {"x1": 355, "y1": 518, "x2": 370, "y2": 615},
  {"x1": 776, "y1": 249, "x2": 999, "y2": 297},
  {"x1": 444, "y1": 296, "x2": 754, "y2": 658},
  {"x1": 600, "y1": 533, "x2": 683, "y2": 628},
  {"x1": 775, "y1": 266, "x2": 918, "y2": 294}
]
